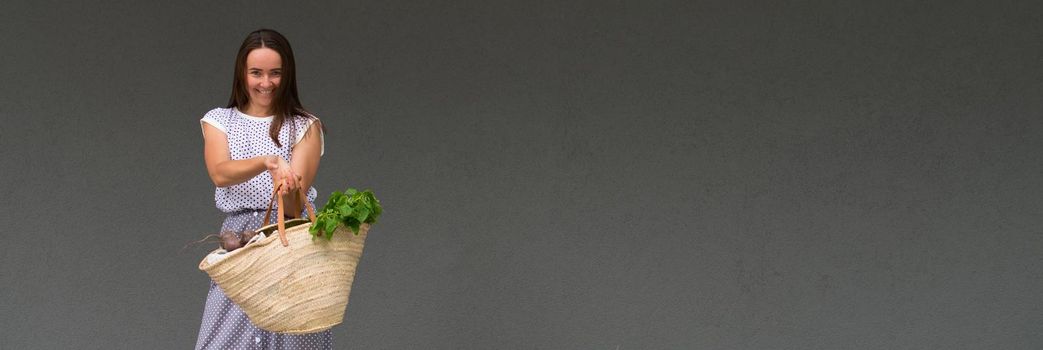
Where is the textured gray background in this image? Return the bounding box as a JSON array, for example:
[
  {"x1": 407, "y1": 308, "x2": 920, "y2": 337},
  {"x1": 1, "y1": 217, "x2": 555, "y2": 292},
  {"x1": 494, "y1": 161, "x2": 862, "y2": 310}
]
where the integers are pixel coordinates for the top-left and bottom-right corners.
[{"x1": 1, "y1": 1, "x2": 1041, "y2": 349}]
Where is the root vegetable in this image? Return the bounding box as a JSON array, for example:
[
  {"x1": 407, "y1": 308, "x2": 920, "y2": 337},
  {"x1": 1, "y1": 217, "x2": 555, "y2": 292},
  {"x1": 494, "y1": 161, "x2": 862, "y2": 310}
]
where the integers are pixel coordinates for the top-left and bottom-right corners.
[
  {"x1": 220, "y1": 231, "x2": 242, "y2": 251},
  {"x1": 239, "y1": 230, "x2": 258, "y2": 246}
]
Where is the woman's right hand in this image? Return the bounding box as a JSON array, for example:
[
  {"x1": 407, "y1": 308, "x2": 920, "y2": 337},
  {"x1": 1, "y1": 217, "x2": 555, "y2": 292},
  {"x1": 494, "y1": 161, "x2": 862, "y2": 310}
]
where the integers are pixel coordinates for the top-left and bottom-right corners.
[{"x1": 264, "y1": 155, "x2": 301, "y2": 195}]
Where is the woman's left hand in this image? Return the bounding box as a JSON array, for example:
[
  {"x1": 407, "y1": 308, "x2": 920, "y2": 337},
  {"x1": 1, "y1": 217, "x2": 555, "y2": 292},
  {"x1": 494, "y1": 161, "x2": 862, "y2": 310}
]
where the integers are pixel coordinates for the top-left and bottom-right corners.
[{"x1": 265, "y1": 155, "x2": 300, "y2": 195}]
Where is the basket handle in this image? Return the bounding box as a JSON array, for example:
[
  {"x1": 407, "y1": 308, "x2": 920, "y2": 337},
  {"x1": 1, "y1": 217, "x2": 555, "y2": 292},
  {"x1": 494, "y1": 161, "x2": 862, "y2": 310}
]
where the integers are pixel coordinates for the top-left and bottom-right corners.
[{"x1": 262, "y1": 183, "x2": 317, "y2": 247}]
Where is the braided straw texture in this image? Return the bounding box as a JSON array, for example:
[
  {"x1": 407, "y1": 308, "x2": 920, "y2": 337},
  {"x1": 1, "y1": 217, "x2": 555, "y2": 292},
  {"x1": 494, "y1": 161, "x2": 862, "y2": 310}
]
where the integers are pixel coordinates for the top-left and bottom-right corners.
[{"x1": 199, "y1": 220, "x2": 370, "y2": 334}]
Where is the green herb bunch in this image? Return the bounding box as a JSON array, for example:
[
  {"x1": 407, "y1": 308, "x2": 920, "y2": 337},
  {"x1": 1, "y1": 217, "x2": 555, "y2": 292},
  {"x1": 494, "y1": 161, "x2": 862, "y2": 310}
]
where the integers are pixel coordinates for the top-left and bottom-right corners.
[{"x1": 310, "y1": 188, "x2": 382, "y2": 240}]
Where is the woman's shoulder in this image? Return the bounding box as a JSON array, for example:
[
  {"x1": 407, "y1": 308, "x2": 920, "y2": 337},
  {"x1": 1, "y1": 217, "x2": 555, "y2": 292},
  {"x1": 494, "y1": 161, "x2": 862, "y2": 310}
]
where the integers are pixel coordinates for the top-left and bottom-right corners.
[
  {"x1": 291, "y1": 112, "x2": 322, "y2": 128},
  {"x1": 203, "y1": 107, "x2": 234, "y2": 120},
  {"x1": 202, "y1": 107, "x2": 238, "y2": 123},
  {"x1": 294, "y1": 111, "x2": 320, "y2": 121},
  {"x1": 290, "y1": 112, "x2": 325, "y2": 156},
  {"x1": 199, "y1": 107, "x2": 235, "y2": 133}
]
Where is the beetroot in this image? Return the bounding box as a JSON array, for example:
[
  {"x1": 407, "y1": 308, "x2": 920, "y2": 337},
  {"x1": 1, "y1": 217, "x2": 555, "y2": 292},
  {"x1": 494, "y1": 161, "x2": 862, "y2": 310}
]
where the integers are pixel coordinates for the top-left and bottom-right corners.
[
  {"x1": 239, "y1": 230, "x2": 259, "y2": 247},
  {"x1": 220, "y1": 231, "x2": 242, "y2": 251}
]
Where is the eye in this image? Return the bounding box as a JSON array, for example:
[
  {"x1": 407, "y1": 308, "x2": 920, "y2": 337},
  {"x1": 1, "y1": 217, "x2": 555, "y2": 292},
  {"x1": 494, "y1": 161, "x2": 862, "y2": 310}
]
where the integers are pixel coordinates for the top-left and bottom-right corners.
[
  {"x1": 271, "y1": 71, "x2": 282, "y2": 77},
  {"x1": 249, "y1": 71, "x2": 261, "y2": 77}
]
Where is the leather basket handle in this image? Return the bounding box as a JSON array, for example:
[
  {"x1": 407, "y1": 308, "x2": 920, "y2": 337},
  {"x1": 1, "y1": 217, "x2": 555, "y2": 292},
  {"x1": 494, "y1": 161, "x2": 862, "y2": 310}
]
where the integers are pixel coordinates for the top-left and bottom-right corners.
[{"x1": 262, "y1": 183, "x2": 317, "y2": 247}]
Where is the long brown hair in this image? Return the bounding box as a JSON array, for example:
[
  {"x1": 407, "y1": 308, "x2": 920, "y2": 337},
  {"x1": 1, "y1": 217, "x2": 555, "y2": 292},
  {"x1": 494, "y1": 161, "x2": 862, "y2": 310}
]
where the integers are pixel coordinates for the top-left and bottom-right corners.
[{"x1": 227, "y1": 29, "x2": 326, "y2": 147}]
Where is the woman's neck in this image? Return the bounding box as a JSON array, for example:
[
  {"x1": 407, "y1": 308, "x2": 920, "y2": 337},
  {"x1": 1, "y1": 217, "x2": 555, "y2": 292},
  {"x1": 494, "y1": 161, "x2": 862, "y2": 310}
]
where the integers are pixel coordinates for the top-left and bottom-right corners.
[{"x1": 241, "y1": 104, "x2": 273, "y2": 117}]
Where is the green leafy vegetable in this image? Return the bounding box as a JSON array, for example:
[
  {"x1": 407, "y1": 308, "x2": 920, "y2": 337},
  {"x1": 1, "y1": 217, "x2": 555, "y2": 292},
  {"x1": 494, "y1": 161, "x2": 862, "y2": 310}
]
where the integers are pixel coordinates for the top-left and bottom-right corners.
[{"x1": 310, "y1": 188, "x2": 382, "y2": 240}]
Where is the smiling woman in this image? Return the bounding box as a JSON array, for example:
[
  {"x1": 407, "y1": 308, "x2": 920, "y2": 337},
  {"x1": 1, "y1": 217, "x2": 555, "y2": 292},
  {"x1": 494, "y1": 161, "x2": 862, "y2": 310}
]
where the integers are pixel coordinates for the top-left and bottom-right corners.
[
  {"x1": 194, "y1": 28, "x2": 330, "y2": 350},
  {"x1": 242, "y1": 48, "x2": 282, "y2": 116}
]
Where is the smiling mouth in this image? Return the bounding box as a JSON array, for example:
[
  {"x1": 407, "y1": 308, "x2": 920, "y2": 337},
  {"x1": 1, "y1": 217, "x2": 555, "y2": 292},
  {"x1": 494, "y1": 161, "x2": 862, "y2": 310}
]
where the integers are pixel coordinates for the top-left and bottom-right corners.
[{"x1": 256, "y1": 89, "x2": 274, "y2": 95}]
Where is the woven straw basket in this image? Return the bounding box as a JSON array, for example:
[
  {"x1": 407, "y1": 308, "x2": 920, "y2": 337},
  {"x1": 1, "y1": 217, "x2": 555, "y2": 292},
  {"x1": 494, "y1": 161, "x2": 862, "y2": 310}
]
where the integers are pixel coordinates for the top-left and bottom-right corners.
[{"x1": 199, "y1": 188, "x2": 370, "y2": 334}]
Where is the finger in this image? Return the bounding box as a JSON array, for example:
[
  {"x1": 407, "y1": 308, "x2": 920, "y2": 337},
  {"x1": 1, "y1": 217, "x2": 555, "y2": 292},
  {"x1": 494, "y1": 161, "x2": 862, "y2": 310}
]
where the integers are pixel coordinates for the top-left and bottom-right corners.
[
  {"x1": 284, "y1": 171, "x2": 297, "y2": 190},
  {"x1": 286, "y1": 172, "x2": 297, "y2": 190}
]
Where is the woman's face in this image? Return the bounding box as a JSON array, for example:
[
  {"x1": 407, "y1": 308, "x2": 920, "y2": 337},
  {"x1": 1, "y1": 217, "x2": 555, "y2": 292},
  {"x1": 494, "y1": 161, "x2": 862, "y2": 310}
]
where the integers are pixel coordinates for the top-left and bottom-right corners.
[{"x1": 244, "y1": 47, "x2": 282, "y2": 115}]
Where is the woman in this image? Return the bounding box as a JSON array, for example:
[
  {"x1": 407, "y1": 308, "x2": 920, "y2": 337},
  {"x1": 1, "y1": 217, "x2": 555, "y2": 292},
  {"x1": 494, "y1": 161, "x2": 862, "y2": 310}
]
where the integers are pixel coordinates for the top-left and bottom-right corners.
[{"x1": 195, "y1": 28, "x2": 329, "y2": 349}]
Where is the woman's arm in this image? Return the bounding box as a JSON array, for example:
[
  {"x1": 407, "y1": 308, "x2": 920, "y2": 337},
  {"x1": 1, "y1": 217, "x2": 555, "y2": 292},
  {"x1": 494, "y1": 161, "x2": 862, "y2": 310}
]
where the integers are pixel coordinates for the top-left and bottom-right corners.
[
  {"x1": 202, "y1": 123, "x2": 295, "y2": 188},
  {"x1": 281, "y1": 120, "x2": 323, "y2": 216}
]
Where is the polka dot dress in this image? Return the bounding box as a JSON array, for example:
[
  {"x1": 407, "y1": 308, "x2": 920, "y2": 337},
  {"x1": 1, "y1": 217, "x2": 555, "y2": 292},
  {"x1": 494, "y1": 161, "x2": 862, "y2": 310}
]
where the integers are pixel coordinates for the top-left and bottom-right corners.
[
  {"x1": 200, "y1": 107, "x2": 323, "y2": 214},
  {"x1": 195, "y1": 107, "x2": 331, "y2": 350}
]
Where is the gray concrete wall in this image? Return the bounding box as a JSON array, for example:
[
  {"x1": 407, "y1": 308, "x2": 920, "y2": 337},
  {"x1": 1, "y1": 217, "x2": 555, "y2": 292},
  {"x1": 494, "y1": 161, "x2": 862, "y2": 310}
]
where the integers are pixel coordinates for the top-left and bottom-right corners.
[{"x1": 1, "y1": 1, "x2": 1041, "y2": 348}]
